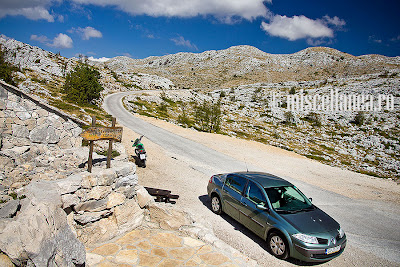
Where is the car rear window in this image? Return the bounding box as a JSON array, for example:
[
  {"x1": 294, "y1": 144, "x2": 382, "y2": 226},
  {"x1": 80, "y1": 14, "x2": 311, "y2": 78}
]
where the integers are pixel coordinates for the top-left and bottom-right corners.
[{"x1": 225, "y1": 175, "x2": 247, "y2": 194}]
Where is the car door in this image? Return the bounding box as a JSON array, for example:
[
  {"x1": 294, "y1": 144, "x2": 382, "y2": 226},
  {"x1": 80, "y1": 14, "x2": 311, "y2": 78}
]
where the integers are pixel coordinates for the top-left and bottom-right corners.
[
  {"x1": 239, "y1": 180, "x2": 269, "y2": 238},
  {"x1": 221, "y1": 174, "x2": 247, "y2": 221}
]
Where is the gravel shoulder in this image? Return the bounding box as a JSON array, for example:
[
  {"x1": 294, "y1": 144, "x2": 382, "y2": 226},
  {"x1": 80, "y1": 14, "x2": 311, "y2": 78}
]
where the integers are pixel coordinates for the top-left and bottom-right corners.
[{"x1": 120, "y1": 115, "x2": 400, "y2": 267}]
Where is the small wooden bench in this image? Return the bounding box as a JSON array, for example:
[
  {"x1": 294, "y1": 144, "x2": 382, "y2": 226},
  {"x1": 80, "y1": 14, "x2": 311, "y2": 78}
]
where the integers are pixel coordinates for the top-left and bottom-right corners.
[{"x1": 144, "y1": 187, "x2": 179, "y2": 204}]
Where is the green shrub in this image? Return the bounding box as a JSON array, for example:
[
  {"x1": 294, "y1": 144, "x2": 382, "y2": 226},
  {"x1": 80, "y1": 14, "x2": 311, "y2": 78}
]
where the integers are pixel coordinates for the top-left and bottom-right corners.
[
  {"x1": 62, "y1": 63, "x2": 103, "y2": 105},
  {"x1": 96, "y1": 149, "x2": 120, "y2": 158},
  {"x1": 194, "y1": 99, "x2": 222, "y2": 133},
  {"x1": 178, "y1": 105, "x2": 193, "y2": 127},
  {"x1": 0, "y1": 45, "x2": 19, "y2": 86},
  {"x1": 353, "y1": 111, "x2": 366, "y2": 126},
  {"x1": 305, "y1": 112, "x2": 322, "y2": 126}
]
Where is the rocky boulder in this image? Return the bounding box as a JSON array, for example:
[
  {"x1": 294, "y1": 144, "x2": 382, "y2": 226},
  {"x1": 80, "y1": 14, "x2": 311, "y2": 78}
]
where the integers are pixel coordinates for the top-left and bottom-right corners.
[{"x1": 0, "y1": 199, "x2": 85, "y2": 266}]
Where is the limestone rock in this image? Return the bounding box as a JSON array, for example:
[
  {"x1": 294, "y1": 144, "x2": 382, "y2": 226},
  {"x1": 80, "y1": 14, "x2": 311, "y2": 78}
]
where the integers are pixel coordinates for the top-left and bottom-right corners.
[
  {"x1": 113, "y1": 161, "x2": 136, "y2": 177},
  {"x1": 0, "y1": 253, "x2": 14, "y2": 267},
  {"x1": 115, "y1": 186, "x2": 136, "y2": 199},
  {"x1": 74, "y1": 210, "x2": 112, "y2": 225},
  {"x1": 29, "y1": 125, "x2": 60, "y2": 144},
  {"x1": 55, "y1": 174, "x2": 82, "y2": 195},
  {"x1": 24, "y1": 180, "x2": 62, "y2": 207},
  {"x1": 0, "y1": 145, "x2": 30, "y2": 158},
  {"x1": 61, "y1": 194, "x2": 80, "y2": 209},
  {"x1": 97, "y1": 168, "x2": 117, "y2": 186},
  {"x1": 81, "y1": 172, "x2": 97, "y2": 189},
  {"x1": 12, "y1": 124, "x2": 29, "y2": 138},
  {"x1": 148, "y1": 203, "x2": 191, "y2": 230},
  {"x1": 75, "y1": 199, "x2": 107, "y2": 212},
  {"x1": 87, "y1": 186, "x2": 112, "y2": 200},
  {"x1": 114, "y1": 199, "x2": 144, "y2": 234},
  {"x1": 135, "y1": 185, "x2": 154, "y2": 208},
  {"x1": 106, "y1": 192, "x2": 126, "y2": 209},
  {"x1": 76, "y1": 216, "x2": 119, "y2": 244},
  {"x1": 0, "y1": 199, "x2": 20, "y2": 218},
  {"x1": 115, "y1": 174, "x2": 138, "y2": 188},
  {"x1": 0, "y1": 201, "x2": 86, "y2": 266}
]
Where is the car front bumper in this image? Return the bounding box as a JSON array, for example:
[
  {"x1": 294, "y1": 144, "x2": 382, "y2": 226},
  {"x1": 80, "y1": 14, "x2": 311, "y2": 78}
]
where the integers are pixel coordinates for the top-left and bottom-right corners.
[{"x1": 292, "y1": 238, "x2": 347, "y2": 262}]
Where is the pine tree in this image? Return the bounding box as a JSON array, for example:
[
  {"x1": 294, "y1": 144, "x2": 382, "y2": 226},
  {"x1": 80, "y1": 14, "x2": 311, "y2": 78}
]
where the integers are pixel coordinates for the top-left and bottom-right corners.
[{"x1": 62, "y1": 63, "x2": 103, "y2": 105}]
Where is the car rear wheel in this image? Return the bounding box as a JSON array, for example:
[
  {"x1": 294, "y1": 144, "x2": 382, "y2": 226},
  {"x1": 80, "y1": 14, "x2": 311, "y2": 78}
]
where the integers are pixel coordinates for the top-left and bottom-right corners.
[
  {"x1": 211, "y1": 195, "x2": 222, "y2": 215},
  {"x1": 267, "y1": 231, "x2": 289, "y2": 260}
]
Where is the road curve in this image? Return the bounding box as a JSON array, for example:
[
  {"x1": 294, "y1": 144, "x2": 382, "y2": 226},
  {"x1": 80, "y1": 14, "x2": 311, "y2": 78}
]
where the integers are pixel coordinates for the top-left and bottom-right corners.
[{"x1": 104, "y1": 92, "x2": 400, "y2": 264}]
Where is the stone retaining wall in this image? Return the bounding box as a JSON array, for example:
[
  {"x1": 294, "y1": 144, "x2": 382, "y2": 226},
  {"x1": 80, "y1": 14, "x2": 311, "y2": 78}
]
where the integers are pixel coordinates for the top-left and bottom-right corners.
[{"x1": 0, "y1": 80, "x2": 85, "y2": 151}]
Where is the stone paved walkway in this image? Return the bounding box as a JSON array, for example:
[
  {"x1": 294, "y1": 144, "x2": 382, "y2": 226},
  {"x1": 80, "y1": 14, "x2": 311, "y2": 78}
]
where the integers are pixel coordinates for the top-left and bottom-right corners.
[{"x1": 86, "y1": 228, "x2": 254, "y2": 266}]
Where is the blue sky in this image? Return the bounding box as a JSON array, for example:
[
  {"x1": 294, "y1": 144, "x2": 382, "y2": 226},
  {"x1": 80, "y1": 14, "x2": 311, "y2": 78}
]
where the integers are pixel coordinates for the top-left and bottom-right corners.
[{"x1": 0, "y1": 0, "x2": 399, "y2": 60}]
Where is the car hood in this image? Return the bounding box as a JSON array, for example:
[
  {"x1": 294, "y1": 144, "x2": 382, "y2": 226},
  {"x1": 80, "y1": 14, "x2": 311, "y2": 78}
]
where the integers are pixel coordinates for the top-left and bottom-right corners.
[{"x1": 280, "y1": 207, "x2": 339, "y2": 234}]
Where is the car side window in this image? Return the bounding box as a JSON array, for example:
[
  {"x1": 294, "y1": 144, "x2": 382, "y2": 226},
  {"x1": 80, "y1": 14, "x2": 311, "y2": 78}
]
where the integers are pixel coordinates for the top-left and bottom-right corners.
[
  {"x1": 245, "y1": 181, "x2": 266, "y2": 205},
  {"x1": 225, "y1": 175, "x2": 247, "y2": 194}
]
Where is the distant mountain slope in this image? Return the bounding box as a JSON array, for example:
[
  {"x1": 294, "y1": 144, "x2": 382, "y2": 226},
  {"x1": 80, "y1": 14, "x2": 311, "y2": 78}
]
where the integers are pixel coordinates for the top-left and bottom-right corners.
[{"x1": 106, "y1": 45, "x2": 400, "y2": 89}]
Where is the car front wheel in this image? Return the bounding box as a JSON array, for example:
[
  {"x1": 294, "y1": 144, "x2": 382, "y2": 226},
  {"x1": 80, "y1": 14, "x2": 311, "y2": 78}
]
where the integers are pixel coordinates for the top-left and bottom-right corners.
[
  {"x1": 267, "y1": 231, "x2": 289, "y2": 260},
  {"x1": 211, "y1": 195, "x2": 222, "y2": 215}
]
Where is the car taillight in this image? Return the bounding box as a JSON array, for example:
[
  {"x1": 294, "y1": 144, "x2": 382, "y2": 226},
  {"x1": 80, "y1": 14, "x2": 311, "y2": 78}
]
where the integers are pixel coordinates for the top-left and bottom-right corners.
[{"x1": 209, "y1": 176, "x2": 213, "y2": 183}]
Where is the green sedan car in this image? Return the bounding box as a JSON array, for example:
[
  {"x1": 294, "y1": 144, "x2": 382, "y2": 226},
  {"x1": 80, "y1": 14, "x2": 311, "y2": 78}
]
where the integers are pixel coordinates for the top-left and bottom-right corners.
[{"x1": 207, "y1": 172, "x2": 346, "y2": 262}]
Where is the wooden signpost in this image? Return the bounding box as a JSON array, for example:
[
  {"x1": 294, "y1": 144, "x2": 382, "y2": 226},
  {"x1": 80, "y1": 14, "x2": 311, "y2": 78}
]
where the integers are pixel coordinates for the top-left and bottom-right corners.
[{"x1": 80, "y1": 116, "x2": 123, "y2": 172}]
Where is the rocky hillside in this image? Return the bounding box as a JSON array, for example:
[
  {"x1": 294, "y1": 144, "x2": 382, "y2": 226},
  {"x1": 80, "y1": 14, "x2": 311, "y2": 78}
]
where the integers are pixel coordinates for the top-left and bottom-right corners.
[
  {"x1": 0, "y1": 35, "x2": 175, "y2": 125},
  {"x1": 105, "y1": 45, "x2": 400, "y2": 89},
  {"x1": 123, "y1": 71, "x2": 400, "y2": 180},
  {"x1": 1, "y1": 35, "x2": 399, "y2": 180}
]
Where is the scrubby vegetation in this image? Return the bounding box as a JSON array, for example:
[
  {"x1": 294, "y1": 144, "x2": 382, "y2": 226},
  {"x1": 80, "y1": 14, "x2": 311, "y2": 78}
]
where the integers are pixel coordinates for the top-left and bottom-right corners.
[
  {"x1": 62, "y1": 63, "x2": 103, "y2": 105},
  {"x1": 0, "y1": 45, "x2": 19, "y2": 86}
]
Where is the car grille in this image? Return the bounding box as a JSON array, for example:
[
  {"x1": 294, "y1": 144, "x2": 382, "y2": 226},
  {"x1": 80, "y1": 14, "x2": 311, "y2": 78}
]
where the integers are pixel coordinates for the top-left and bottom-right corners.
[
  {"x1": 317, "y1": 238, "x2": 328, "y2": 244},
  {"x1": 317, "y1": 233, "x2": 343, "y2": 245}
]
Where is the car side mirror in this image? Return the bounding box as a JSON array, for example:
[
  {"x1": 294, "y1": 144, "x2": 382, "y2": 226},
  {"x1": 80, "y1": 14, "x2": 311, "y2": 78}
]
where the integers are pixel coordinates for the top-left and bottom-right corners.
[
  {"x1": 256, "y1": 204, "x2": 269, "y2": 212},
  {"x1": 309, "y1": 197, "x2": 313, "y2": 202}
]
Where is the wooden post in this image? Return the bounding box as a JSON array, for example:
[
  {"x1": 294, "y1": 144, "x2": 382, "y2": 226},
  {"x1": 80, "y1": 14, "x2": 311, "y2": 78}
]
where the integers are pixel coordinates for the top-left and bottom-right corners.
[
  {"x1": 106, "y1": 117, "x2": 116, "y2": 168},
  {"x1": 87, "y1": 116, "x2": 96, "y2": 173}
]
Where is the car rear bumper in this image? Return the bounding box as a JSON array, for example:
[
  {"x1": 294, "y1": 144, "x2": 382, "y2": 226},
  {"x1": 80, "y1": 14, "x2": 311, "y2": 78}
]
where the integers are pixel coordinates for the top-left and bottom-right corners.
[{"x1": 292, "y1": 239, "x2": 346, "y2": 262}]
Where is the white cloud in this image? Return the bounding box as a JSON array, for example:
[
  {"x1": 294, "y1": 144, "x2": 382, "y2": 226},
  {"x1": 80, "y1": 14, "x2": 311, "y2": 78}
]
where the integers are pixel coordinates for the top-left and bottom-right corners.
[
  {"x1": 261, "y1": 15, "x2": 334, "y2": 41},
  {"x1": 1, "y1": 0, "x2": 271, "y2": 22},
  {"x1": 390, "y1": 35, "x2": 400, "y2": 42},
  {"x1": 0, "y1": 0, "x2": 60, "y2": 22},
  {"x1": 31, "y1": 33, "x2": 73, "y2": 48},
  {"x1": 0, "y1": 6, "x2": 54, "y2": 22},
  {"x1": 88, "y1": 56, "x2": 110, "y2": 62},
  {"x1": 71, "y1": 0, "x2": 271, "y2": 22},
  {"x1": 31, "y1": 34, "x2": 51, "y2": 43},
  {"x1": 70, "y1": 26, "x2": 103, "y2": 40},
  {"x1": 170, "y1": 36, "x2": 198, "y2": 50},
  {"x1": 369, "y1": 35, "x2": 382, "y2": 44},
  {"x1": 51, "y1": 33, "x2": 73, "y2": 48},
  {"x1": 323, "y1": 15, "x2": 346, "y2": 27}
]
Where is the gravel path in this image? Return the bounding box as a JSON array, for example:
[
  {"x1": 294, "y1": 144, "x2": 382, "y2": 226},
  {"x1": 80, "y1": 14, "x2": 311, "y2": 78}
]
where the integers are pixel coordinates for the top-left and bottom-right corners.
[{"x1": 105, "y1": 92, "x2": 400, "y2": 266}]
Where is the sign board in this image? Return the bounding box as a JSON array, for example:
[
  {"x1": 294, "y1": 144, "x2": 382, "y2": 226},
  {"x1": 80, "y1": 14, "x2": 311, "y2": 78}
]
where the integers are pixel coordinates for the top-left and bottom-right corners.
[{"x1": 80, "y1": 126, "x2": 123, "y2": 142}]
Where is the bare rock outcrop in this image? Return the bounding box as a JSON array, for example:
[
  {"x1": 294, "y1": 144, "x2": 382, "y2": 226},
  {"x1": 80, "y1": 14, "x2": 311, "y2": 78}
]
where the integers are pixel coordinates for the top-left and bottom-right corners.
[{"x1": 0, "y1": 189, "x2": 85, "y2": 266}]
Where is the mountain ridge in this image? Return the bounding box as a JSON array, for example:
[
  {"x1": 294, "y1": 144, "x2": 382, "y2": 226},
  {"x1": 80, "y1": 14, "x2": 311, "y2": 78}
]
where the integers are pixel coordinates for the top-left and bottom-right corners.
[{"x1": 103, "y1": 44, "x2": 400, "y2": 89}]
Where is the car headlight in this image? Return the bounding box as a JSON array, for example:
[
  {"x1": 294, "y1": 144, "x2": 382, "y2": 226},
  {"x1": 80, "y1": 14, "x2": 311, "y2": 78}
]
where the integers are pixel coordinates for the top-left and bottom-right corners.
[
  {"x1": 338, "y1": 227, "x2": 345, "y2": 239},
  {"x1": 292, "y1": 233, "x2": 318, "y2": 244}
]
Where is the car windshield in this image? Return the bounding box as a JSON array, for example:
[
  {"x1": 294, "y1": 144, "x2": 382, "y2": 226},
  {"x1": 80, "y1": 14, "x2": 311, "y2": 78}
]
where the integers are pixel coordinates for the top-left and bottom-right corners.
[{"x1": 265, "y1": 186, "x2": 313, "y2": 213}]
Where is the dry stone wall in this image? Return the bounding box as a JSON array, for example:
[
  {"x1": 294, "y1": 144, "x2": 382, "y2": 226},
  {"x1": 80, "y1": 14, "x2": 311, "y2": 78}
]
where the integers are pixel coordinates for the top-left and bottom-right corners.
[
  {"x1": 0, "y1": 80, "x2": 83, "y2": 150},
  {"x1": 0, "y1": 80, "x2": 85, "y2": 188}
]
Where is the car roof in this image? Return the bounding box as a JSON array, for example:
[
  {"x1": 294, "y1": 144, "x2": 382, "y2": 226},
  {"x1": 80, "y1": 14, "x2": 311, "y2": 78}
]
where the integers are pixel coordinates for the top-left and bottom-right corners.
[{"x1": 230, "y1": 172, "x2": 293, "y2": 188}]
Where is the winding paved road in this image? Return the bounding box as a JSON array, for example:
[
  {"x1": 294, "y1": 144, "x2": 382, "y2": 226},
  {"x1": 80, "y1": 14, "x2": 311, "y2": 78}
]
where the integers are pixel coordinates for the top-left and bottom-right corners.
[{"x1": 104, "y1": 92, "x2": 400, "y2": 265}]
